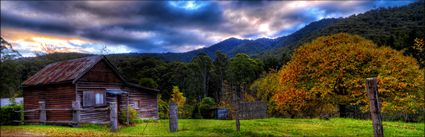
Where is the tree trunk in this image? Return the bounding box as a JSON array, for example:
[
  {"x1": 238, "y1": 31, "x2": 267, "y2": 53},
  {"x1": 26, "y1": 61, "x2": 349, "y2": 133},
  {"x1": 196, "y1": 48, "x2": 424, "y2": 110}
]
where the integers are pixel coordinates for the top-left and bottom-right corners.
[
  {"x1": 219, "y1": 71, "x2": 224, "y2": 102},
  {"x1": 235, "y1": 85, "x2": 241, "y2": 132},
  {"x1": 203, "y1": 69, "x2": 208, "y2": 97},
  {"x1": 339, "y1": 104, "x2": 347, "y2": 117}
]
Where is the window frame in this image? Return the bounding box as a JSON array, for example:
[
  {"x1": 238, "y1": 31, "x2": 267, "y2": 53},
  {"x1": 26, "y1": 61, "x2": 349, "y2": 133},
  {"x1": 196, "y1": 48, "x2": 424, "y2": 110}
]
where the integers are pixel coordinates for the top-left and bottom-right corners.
[
  {"x1": 83, "y1": 90, "x2": 106, "y2": 107},
  {"x1": 133, "y1": 100, "x2": 142, "y2": 109}
]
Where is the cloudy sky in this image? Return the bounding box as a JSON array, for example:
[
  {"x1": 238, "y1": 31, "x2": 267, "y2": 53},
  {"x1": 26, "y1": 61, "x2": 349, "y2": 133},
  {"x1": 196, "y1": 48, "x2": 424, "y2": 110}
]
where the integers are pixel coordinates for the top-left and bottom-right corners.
[{"x1": 1, "y1": 1, "x2": 415, "y2": 56}]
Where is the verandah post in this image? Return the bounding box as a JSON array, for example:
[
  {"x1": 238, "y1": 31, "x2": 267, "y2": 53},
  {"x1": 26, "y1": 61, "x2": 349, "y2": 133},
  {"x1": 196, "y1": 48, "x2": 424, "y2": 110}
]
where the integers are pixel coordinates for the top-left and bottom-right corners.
[
  {"x1": 110, "y1": 102, "x2": 118, "y2": 132},
  {"x1": 39, "y1": 101, "x2": 46, "y2": 124},
  {"x1": 366, "y1": 78, "x2": 384, "y2": 137},
  {"x1": 72, "y1": 101, "x2": 81, "y2": 127}
]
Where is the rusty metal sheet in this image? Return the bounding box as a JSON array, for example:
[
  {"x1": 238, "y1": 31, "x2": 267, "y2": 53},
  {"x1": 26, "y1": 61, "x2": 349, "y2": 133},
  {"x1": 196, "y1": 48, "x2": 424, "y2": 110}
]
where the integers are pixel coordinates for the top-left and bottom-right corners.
[{"x1": 23, "y1": 56, "x2": 102, "y2": 86}]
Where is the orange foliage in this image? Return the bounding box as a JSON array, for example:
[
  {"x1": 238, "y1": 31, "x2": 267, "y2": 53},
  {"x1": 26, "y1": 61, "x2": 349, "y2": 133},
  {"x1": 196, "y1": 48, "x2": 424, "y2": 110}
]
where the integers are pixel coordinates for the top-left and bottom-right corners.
[{"x1": 272, "y1": 33, "x2": 424, "y2": 118}]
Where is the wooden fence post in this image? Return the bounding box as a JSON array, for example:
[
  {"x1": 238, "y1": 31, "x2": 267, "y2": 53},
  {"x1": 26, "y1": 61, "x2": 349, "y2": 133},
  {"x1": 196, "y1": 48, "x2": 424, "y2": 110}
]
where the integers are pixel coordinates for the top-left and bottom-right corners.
[
  {"x1": 39, "y1": 101, "x2": 46, "y2": 124},
  {"x1": 169, "y1": 102, "x2": 178, "y2": 132},
  {"x1": 366, "y1": 78, "x2": 384, "y2": 137},
  {"x1": 126, "y1": 94, "x2": 130, "y2": 125},
  {"x1": 72, "y1": 101, "x2": 81, "y2": 127},
  {"x1": 110, "y1": 102, "x2": 118, "y2": 132}
]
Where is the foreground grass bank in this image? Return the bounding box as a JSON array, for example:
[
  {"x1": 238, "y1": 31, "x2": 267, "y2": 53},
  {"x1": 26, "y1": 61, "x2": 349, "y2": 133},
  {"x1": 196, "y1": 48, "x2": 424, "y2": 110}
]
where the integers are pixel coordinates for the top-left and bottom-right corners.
[{"x1": 1, "y1": 118, "x2": 423, "y2": 136}]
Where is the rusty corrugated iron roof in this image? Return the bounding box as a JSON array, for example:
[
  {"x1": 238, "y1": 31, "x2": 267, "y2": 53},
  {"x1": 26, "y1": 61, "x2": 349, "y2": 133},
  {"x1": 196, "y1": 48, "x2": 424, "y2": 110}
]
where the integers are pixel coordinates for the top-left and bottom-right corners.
[
  {"x1": 23, "y1": 55, "x2": 159, "y2": 93},
  {"x1": 23, "y1": 56, "x2": 103, "y2": 86}
]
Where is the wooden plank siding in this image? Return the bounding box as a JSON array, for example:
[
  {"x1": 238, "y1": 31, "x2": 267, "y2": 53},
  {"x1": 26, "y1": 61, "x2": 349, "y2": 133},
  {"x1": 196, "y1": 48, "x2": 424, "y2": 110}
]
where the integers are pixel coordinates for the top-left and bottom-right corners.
[
  {"x1": 76, "y1": 82, "x2": 122, "y2": 123},
  {"x1": 78, "y1": 60, "x2": 123, "y2": 83},
  {"x1": 125, "y1": 87, "x2": 158, "y2": 119},
  {"x1": 23, "y1": 84, "x2": 75, "y2": 122},
  {"x1": 23, "y1": 87, "x2": 40, "y2": 122}
]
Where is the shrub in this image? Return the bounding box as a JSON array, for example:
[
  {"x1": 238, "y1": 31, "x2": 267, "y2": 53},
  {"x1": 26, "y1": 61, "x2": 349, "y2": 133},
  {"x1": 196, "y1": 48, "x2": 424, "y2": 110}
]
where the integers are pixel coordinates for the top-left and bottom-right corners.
[
  {"x1": 180, "y1": 104, "x2": 194, "y2": 119},
  {"x1": 191, "y1": 104, "x2": 203, "y2": 119},
  {"x1": 119, "y1": 106, "x2": 139, "y2": 126},
  {"x1": 157, "y1": 95, "x2": 169, "y2": 119},
  {"x1": 0, "y1": 104, "x2": 23, "y2": 125},
  {"x1": 199, "y1": 97, "x2": 216, "y2": 119}
]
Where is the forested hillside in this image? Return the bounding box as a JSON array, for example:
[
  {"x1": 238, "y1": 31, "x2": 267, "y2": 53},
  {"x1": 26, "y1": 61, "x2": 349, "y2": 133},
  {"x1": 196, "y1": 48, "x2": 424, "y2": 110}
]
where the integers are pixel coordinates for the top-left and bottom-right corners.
[{"x1": 267, "y1": 1, "x2": 425, "y2": 67}]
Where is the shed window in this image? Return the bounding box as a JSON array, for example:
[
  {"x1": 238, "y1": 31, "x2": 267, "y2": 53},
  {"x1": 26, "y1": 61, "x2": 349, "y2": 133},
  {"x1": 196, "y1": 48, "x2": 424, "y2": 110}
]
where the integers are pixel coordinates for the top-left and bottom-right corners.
[
  {"x1": 95, "y1": 93, "x2": 104, "y2": 105},
  {"x1": 83, "y1": 91, "x2": 105, "y2": 107},
  {"x1": 133, "y1": 101, "x2": 139, "y2": 109}
]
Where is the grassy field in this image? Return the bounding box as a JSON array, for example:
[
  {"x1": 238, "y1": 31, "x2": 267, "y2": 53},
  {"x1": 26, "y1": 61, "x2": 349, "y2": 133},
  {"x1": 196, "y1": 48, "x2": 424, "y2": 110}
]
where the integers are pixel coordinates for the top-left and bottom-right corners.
[{"x1": 1, "y1": 118, "x2": 423, "y2": 136}]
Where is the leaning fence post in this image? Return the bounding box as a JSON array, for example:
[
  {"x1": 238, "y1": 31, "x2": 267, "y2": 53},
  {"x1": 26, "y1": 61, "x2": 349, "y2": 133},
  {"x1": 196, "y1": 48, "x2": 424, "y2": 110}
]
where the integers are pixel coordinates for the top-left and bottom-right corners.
[
  {"x1": 366, "y1": 78, "x2": 384, "y2": 137},
  {"x1": 72, "y1": 101, "x2": 81, "y2": 127},
  {"x1": 39, "y1": 101, "x2": 46, "y2": 124},
  {"x1": 169, "y1": 102, "x2": 178, "y2": 132},
  {"x1": 110, "y1": 102, "x2": 118, "y2": 132}
]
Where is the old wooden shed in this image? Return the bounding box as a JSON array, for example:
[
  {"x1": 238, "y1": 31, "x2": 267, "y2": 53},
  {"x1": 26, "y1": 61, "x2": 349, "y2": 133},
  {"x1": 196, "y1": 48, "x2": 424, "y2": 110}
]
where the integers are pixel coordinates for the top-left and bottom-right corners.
[{"x1": 22, "y1": 56, "x2": 158, "y2": 124}]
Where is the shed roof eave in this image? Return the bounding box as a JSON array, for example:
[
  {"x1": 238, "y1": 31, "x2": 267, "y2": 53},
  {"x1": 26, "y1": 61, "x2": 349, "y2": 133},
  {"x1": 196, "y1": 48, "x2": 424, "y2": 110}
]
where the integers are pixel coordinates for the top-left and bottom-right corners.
[
  {"x1": 22, "y1": 80, "x2": 74, "y2": 88},
  {"x1": 125, "y1": 82, "x2": 159, "y2": 93}
]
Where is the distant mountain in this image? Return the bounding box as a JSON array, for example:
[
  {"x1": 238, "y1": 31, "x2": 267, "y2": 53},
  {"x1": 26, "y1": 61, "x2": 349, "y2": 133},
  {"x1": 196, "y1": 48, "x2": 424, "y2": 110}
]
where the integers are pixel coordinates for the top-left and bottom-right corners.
[{"x1": 151, "y1": 18, "x2": 338, "y2": 62}]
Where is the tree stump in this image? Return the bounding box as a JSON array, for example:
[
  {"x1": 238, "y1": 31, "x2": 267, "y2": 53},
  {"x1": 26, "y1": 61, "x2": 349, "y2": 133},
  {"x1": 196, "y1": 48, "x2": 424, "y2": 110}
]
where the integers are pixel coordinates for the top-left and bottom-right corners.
[{"x1": 169, "y1": 102, "x2": 178, "y2": 132}]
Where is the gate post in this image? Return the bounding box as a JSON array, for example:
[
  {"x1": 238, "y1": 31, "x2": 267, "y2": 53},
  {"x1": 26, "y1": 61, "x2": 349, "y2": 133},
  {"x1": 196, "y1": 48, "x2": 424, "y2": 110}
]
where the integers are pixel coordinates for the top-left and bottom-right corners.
[
  {"x1": 110, "y1": 102, "x2": 118, "y2": 132},
  {"x1": 39, "y1": 101, "x2": 46, "y2": 124},
  {"x1": 72, "y1": 101, "x2": 81, "y2": 127},
  {"x1": 169, "y1": 102, "x2": 178, "y2": 132},
  {"x1": 366, "y1": 78, "x2": 384, "y2": 137}
]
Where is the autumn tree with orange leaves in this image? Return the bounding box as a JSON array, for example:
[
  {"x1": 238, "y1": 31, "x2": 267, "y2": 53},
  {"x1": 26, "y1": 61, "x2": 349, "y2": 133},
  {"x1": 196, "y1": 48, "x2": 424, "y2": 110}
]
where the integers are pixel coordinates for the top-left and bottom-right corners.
[{"x1": 270, "y1": 33, "x2": 424, "y2": 121}]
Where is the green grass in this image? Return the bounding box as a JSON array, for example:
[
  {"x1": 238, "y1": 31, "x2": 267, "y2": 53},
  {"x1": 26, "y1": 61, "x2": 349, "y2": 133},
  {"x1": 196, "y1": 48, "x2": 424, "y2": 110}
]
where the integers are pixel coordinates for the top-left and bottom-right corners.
[{"x1": 1, "y1": 118, "x2": 423, "y2": 136}]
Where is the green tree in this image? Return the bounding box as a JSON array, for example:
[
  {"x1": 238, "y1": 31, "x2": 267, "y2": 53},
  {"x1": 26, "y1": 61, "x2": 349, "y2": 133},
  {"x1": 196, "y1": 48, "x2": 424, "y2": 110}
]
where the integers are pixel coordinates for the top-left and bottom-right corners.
[
  {"x1": 226, "y1": 53, "x2": 263, "y2": 131},
  {"x1": 0, "y1": 37, "x2": 23, "y2": 98},
  {"x1": 170, "y1": 86, "x2": 187, "y2": 117},
  {"x1": 191, "y1": 53, "x2": 213, "y2": 100},
  {"x1": 138, "y1": 78, "x2": 158, "y2": 89},
  {"x1": 170, "y1": 86, "x2": 186, "y2": 107},
  {"x1": 213, "y1": 51, "x2": 228, "y2": 102}
]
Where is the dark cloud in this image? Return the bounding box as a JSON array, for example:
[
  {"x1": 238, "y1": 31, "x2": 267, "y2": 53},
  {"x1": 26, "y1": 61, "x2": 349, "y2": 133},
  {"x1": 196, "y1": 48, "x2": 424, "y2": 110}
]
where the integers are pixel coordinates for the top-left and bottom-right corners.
[
  {"x1": 0, "y1": 1, "x2": 416, "y2": 53},
  {"x1": 1, "y1": 13, "x2": 76, "y2": 35}
]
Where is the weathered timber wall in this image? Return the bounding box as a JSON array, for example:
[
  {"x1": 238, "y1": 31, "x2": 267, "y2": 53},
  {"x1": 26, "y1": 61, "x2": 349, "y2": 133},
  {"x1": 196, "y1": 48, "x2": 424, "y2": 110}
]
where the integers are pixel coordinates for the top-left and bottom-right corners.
[
  {"x1": 78, "y1": 60, "x2": 123, "y2": 83},
  {"x1": 23, "y1": 87, "x2": 40, "y2": 122},
  {"x1": 76, "y1": 82, "x2": 122, "y2": 123},
  {"x1": 125, "y1": 87, "x2": 158, "y2": 119},
  {"x1": 23, "y1": 84, "x2": 75, "y2": 122}
]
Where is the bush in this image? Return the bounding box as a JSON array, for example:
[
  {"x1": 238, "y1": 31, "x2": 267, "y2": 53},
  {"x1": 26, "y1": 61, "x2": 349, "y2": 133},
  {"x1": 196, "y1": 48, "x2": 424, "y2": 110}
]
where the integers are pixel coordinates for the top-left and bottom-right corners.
[
  {"x1": 119, "y1": 106, "x2": 139, "y2": 126},
  {"x1": 200, "y1": 97, "x2": 216, "y2": 119},
  {"x1": 157, "y1": 95, "x2": 169, "y2": 119},
  {"x1": 180, "y1": 104, "x2": 194, "y2": 119},
  {"x1": 1, "y1": 104, "x2": 23, "y2": 125},
  {"x1": 191, "y1": 104, "x2": 202, "y2": 119}
]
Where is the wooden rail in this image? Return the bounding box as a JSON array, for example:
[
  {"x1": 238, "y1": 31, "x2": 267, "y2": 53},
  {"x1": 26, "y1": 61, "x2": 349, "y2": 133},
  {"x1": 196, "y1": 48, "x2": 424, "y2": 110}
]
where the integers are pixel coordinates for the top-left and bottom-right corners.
[
  {"x1": 14, "y1": 101, "x2": 117, "y2": 132},
  {"x1": 16, "y1": 108, "x2": 109, "y2": 112}
]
